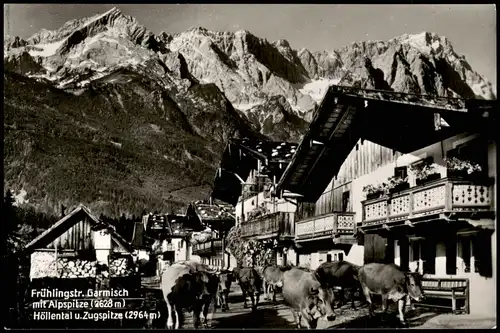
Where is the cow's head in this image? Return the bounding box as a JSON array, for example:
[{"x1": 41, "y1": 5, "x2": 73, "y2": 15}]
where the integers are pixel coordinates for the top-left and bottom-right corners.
[
  {"x1": 307, "y1": 286, "x2": 336, "y2": 322},
  {"x1": 194, "y1": 271, "x2": 219, "y2": 299},
  {"x1": 405, "y1": 272, "x2": 424, "y2": 302}
]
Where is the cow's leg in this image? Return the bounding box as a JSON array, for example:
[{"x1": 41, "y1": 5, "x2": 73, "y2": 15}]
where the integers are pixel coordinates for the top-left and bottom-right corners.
[
  {"x1": 223, "y1": 291, "x2": 230, "y2": 311},
  {"x1": 300, "y1": 309, "x2": 314, "y2": 329},
  {"x1": 263, "y1": 280, "x2": 268, "y2": 300},
  {"x1": 291, "y1": 310, "x2": 302, "y2": 328},
  {"x1": 166, "y1": 300, "x2": 174, "y2": 329},
  {"x1": 351, "y1": 289, "x2": 357, "y2": 311},
  {"x1": 398, "y1": 297, "x2": 407, "y2": 326},
  {"x1": 381, "y1": 294, "x2": 388, "y2": 313},
  {"x1": 192, "y1": 300, "x2": 203, "y2": 329},
  {"x1": 173, "y1": 305, "x2": 181, "y2": 329},
  {"x1": 362, "y1": 286, "x2": 375, "y2": 318},
  {"x1": 249, "y1": 292, "x2": 256, "y2": 312},
  {"x1": 272, "y1": 285, "x2": 277, "y2": 303},
  {"x1": 309, "y1": 318, "x2": 319, "y2": 329},
  {"x1": 242, "y1": 289, "x2": 248, "y2": 308},
  {"x1": 201, "y1": 298, "x2": 212, "y2": 328}
]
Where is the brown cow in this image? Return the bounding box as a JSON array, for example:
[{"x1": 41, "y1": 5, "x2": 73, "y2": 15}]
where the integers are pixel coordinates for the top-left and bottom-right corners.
[
  {"x1": 232, "y1": 266, "x2": 262, "y2": 311},
  {"x1": 315, "y1": 261, "x2": 363, "y2": 310},
  {"x1": 282, "y1": 267, "x2": 337, "y2": 329},
  {"x1": 161, "y1": 261, "x2": 219, "y2": 329},
  {"x1": 262, "y1": 265, "x2": 292, "y2": 302},
  {"x1": 357, "y1": 263, "x2": 424, "y2": 325}
]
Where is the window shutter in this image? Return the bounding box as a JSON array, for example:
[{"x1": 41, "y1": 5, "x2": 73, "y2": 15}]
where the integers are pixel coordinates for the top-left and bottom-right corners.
[
  {"x1": 445, "y1": 235, "x2": 457, "y2": 275},
  {"x1": 476, "y1": 232, "x2": 493, "y2": 278},
  {"x1": 423, "y1": 238, "x2": 436, "y2": 275},
  {"x1": 399, "y1": 238, "x2": 410, "y2": 271}
]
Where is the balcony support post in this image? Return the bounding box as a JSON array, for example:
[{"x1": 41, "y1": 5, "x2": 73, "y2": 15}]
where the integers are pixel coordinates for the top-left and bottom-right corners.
[
  {"x1": 333, "y1": 214, "x2": 338, "y2": 236},
  {"x1": 444, "y1": 182, "x2": 453, "y2": 211}
]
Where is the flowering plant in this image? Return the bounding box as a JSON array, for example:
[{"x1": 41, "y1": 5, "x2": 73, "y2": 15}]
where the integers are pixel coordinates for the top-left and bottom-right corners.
[
  {"x1": 445, "y1": 157, "x2": 482, "y2": 174},
  {"x1": 190, "y1": 231, "x2": 212, "y2": 245},
  {"x1": 362, "y1": 183, "x2": 388, "y2": 198},
  {"x1": 385, "y1": 175, "x2": 409, "y2": 191},
  {"x1": 409, "y1": 162, "x2": 438, "y2": 180},
  {"x1": 247, "y1": 203, "x2": 270, "y2": 220}
]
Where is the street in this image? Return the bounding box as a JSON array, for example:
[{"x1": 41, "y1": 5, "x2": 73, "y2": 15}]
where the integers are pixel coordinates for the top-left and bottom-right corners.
[{"x1": 179, "y1": 284, "x2": 444, "y2": 329}]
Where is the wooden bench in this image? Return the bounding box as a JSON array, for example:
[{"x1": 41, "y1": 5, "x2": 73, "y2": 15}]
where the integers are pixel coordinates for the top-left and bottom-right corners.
[{"x1": 414, "y1": 278, "x2": 470, "y2": 314}]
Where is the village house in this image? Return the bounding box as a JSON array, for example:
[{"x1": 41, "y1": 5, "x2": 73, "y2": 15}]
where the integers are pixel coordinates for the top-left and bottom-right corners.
[
  {"x1": 276, "y1": 85, "x2": 496, "y2": 317},
  {"x1": 130, "y1": 205, "x2": 205, "y2": 277},
  {"x1": 25, "y1": 204, "x2": 135, "y2": 283},
  {"x1": 191, "y1": 200, "x2": 236, "y2": 268},
  {"x1": 211, "y1": 138, "x2": 298, "y2": 266},
  {"x1": 24, "y1": 205, "x2": 137, "y2": 327}
]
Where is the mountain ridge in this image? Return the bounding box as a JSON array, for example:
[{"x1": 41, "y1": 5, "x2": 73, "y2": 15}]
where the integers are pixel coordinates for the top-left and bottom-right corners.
[{"x1": 3, "y1": 7, "x2": 496, "y2": 218}]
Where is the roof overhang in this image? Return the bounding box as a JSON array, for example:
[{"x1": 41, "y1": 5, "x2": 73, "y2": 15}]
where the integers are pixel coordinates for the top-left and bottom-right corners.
[
  {"x1": 211, "y1": 138, "x2": 296, "y2": 206},
  {"x1": 277, "y1": 85, "x2": 497, "y2": 203},
  {"x1": 25, "y1": 205, "x2": 133, "y2": 254}
]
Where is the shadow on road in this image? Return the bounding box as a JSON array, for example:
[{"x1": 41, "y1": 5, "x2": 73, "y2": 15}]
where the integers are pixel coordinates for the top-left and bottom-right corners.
[
  {"x1": 327, "y1": 307, "x2": 442, "y2": 329},
  {"x1": 214, "y1": 306, "x2": 297, "y2": 329}
]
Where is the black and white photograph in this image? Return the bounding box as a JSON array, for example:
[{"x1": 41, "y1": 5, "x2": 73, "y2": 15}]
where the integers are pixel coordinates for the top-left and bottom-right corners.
[{"x1": 3, "y1": 3, "x2": 497, "y2": 330}]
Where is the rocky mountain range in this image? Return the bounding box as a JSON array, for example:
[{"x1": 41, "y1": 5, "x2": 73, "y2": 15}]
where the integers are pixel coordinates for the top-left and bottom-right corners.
[{"x1": 4, "y1": 7, "x2": 496, "y2": 218}]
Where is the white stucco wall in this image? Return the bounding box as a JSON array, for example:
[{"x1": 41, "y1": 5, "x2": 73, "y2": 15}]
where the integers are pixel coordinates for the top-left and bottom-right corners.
[{"x1": 235, "y1": 192, "x2": 296, "y2": 224}]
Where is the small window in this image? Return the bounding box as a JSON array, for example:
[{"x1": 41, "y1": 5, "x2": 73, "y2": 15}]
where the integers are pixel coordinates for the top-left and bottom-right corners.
[
  {"x1": 338, "y1": 253, "x2": 344, "y2": 261},
  {"x1": 395, "y1": 166, "x2": 408, "y2": 179},
  {"x1": 327, "y1": 254, "x2": 332, "y2": 262}
]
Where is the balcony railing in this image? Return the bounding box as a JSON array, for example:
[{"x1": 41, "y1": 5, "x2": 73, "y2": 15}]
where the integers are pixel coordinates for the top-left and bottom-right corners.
[
  {"x1": 240, "y1": 212, "x2": 295, "y2": 240},
  {"x1": 192, "y1": 239, "x2": 223, "y2": 256},
  {"x1": 361, "y1": 178, "x2": 494, "y2": 228},
  {"x1": 295, "y1": 212, "x2": 356, "y2": 242}
]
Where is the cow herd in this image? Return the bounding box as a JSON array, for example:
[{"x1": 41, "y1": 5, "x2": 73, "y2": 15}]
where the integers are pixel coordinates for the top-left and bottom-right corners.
[{"x1": 161, "y1": 260, "x2": 425, "y2": 329}]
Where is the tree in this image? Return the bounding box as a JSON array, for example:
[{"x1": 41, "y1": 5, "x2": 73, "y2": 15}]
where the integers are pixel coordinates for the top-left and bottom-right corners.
[
  {"x1": 3, "y1": 189, "x2": 18, "y2": 240},
  {"x1": 226, "y1": 225, "x2": 279, "y2": 268}
]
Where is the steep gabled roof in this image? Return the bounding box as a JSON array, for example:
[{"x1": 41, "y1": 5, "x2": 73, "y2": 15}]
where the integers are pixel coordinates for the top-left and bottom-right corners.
[
  {"x1": 25, "y1": 204, "x2": 133, "y2": 254},
  {"x1": 192, "y1": 200, "x2": 236, "y2": 232},
  {"x1": 131, "y1": 222, "x2": 146, "y2": 248},
  {"x1": 277, "y1": 85, "x2": 496, "y2": 202},
  {"x1": 211, "y1": 137, "x2": 297, "y2": 205}
]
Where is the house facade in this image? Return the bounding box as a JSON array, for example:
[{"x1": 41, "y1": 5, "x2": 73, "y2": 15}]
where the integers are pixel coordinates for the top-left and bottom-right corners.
[
  {"x1": 133, "y1": 207, "x2": 206, "y2": 276},
  {"x1": 25, "y1": 204, "x2": 134, "y2": 282},
  {"x1": 191, "y1": 200, "x2": 236, "y2": 268},
  {"x1": 24, "y1": 205, "x2": 138, "y2": 327},
  {"x1": 276, "y1": 85, "x2": 496, "y2": 316},
  {"x1": 211, "y1": 138, "x2": 298, "y2": 266}
]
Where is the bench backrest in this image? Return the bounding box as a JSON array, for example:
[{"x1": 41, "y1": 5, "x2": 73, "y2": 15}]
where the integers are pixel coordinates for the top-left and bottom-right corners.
[{"x1": 421, "y1": 278, "x2": 469, "y2": 290}]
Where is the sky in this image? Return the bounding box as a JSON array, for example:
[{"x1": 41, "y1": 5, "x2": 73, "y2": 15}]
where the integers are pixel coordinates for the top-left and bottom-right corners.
[{"x1": 4, "y1": 4, "x2": 497, "y2": 90}]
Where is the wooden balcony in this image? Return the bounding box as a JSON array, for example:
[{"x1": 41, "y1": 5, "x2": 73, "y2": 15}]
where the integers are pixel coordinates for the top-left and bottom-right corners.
[
  {"x1": 295, "y1": 212, "x2": 356, "y2": 244},
  {"x1": 149, "y1": 221, "x2": 167, "y2": 230},
  {"x1": 361, "y1": 178, "x2": 494, "y2": 231},
  {"x1": 192, "y1": 239, "x2": 223, "y2": 256},
  {"x1": 240, "y1": 212, "x2": 295, "y2": 240}
]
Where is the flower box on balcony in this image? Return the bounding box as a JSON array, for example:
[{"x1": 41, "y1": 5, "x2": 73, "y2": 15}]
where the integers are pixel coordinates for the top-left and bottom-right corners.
[
  {"x1": 415, "y1": 173, "x2": 441, "y2": 186},
  {"x1": 388, "y1": 182, "x2": 410, "y2": 194},
  {"x1": 447, "y1": 169, "x2": 485, "y2": 181},
  {"x1": 366, "y1": 191, "x2": 385, "y2": 200}
]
